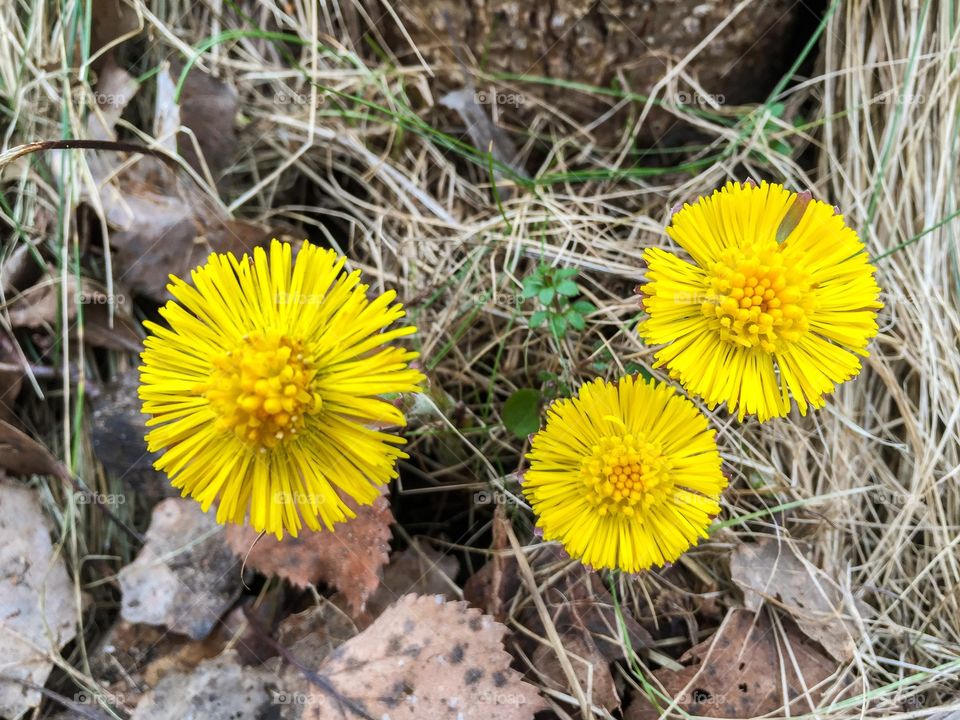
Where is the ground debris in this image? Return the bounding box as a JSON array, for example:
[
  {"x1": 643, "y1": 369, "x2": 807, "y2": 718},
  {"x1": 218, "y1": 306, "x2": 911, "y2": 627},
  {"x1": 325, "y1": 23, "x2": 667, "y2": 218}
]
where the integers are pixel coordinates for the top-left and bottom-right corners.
[
  {"x1": 730, "y1": 537, "x2": 859, "y2": 662},
  {"x1": 0, "y1": 477, "x2": 78, "y2": 718},
  {"x1": 119, "y1": 498, "x2": 239, "y2": 639},
  {"x1": 303, "y1": 594, "x2": 547, "y2": 720},
  {"x1": 226, "y1": 490, "x2": 393, "y2": 615},
  {"x1": 130, "y1": 651, "x2": 275, "y2": 720},
  {"x1": 625, "y1": 608, "x2": 839, "y2": 719}
]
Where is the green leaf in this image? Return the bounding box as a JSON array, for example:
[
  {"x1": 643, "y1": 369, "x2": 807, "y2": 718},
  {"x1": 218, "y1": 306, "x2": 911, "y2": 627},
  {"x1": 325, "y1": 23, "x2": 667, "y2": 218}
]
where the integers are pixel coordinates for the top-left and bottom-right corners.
[
  {"x1": 502, "y1": 388, "x2": 541, "y2": 439},
  {"x1": 571, "y1": 299, "x2": 596, "y2": 314},
  {"x1": 566, "y1": 310, "x2": 586, "y2": 330},
  {"x1": 521, "y1": 275, "x2": 543, "y2": 294},
  {"x1": 529, "y1": 310, "x2": 547, "y2": 328},
  {"x1": 625, "y1": 363, "x2": 655, "y2": 382},
  {"x1": 538, "y1": 286, "x2": 556, "y2": 304},
  {"x1": 555, "y1": 279, "x2": 580, "y2": 297},
  {"x1": 520, "y1": 284, "x2": 540, "y2": 299},
  {"x1": 554, "y1": 267, "x2": 579, "y2": 280},
  {"x1": 549, "y1": 314, "x2": 568, "y2": 337}
]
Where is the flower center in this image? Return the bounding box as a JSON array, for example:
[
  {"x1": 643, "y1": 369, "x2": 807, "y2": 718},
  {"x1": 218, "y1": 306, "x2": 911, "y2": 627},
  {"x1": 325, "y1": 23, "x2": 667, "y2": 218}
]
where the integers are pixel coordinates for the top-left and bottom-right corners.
[
  {"x1": 701, "y1": 243, "x2": 814, "y2": 352},
  {"x1": 580, "y1": 435, "x2": 673, "y2": 517},
  {"x1": 199, "y1": 331, "x2": 322, "y2": 450}
]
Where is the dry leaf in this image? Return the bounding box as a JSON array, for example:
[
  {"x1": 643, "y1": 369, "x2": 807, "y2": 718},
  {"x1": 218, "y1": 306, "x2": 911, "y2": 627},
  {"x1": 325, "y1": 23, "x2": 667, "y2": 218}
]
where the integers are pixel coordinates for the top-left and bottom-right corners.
[
  {"x1": 730, "y1": 538, "x2": 858, "y2": 662},
  {"x1": 0, "y1": 477, "x2": 78, "y2": 718},
  {"x1": 91, "y1": 368, "x2": 172, "y2": 498},
  {"x1": 356, "y1": 537, "x2": 460, "y2": 625},
  {"x1": 625, "y1": 609, "x2": 839, "y2": 720},
  {"x1": 304, "y1": 594, "x2": 547, "y2": 720},
  {"x1": 119, "y1": 498, "x2": 239, "y2": 639},
  {"x1": 266, "y1": 600, "x2": 362, "y2": 720},
  {"x1": 90, "y1": 620, "x2": 217, "y2": 710},
  {"x1": 1, "y1": 241, "x2": 43, "y2": 296},
  {"x1": 166, "y1": 62, "x2": 239, "y2": 181},
  {"x1": 0, "y1": 418, "x2": 64, "y2": 477},
  {"x1": 63, "y1": 58, "x2": 270, "y2": 304},
  {"x1": 0, "y1": 336, "x2": 24, "y2": 424},
  {"x1": 131, "y1": 651, "x2": 274, "y2": 720},
  {"x1": 532, "y1": 630, "x2": 620, "y2": 712},
  {"x1": 5, "y1": 274, "x2": 143, "y2": 351},
  {"x1": 226, "y1": 492, "x2": 392, "y2": 615}
]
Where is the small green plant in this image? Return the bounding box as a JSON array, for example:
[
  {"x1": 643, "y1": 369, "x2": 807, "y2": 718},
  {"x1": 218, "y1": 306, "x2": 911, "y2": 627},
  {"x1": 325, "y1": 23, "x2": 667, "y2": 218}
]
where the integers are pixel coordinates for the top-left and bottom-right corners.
[{"x1": 521, "y1": 264, "x2": 595, "y2": 338}]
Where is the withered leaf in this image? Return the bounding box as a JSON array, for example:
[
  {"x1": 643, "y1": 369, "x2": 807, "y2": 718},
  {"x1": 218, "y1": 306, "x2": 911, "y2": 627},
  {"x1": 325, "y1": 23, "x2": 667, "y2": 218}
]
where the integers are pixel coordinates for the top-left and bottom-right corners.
[
  {"x1": 5, "y1": 274, "x2": 143, "y2": 351},
  {"x1": 730, "y1": 537, "x2": 858, "y2": 662},
  {"x1": 166, "y1": 62, "x2": 239, "y2": 181},
  {"x1": 68, "y1": 57, "x2": 270, "y2": 303},
  {"x1": 0, "y1": 418, "x2": 64, "y2": 477},
  {"x1": 0, "y1": 477, "x2": 78, "y2": 718},
  {"x1": 305, "y1": 594, "x2": 547, "y2": 720},
  {"x1": 119, "y1": 498, "x2": 239, "y2": 639},
  {"x1": 532, "y1": 630, "x2": 620, "y2": 713},
  {"x1": 226, "y1": 492, "x2": 392, "y2": 615},
  {"x1": 356, "y1": 537, "x2": 459, "y2": 626},
  {"x1": 625, "y1": 609, "x2": 839, "y2": 720},
  {"x1": 0, "y1": 335, "x2": 24, "y2": 424},
  {"x1": 91, "y1": 368, "x2": 171, "y2": 498}
]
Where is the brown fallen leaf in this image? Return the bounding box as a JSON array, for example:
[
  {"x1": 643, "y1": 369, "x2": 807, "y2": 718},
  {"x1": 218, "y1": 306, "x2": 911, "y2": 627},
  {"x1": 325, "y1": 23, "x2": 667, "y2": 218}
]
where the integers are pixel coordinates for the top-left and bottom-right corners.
[
  {"x1": 119, "y1": 498, "x2": 239, "y2": 639},
  {"x1": 226, "y1": 491, "x2": 393, "y2": 615},
  {"x1": 265, "y1": 600, "x2": 362, "y2": 720},
  {"x1": 625, "y1": 609, "x2": 839, "y2": 720},
  {"x1": 355, "y1": 537, "x2": 460, "y2": 626},
  {"x1": 0, "y1": 335, "x2": 24, "y2": 424},
  {"x1": 304, "y1": 594, "x2": 547, "y2": 720},
  {"x1": 0, "y1": 418, "x2": 64, "y2": 477},
  {"x1": 165, "y1": 62, "x2": 239, "y2": 182},
  {"x1": 89, "y1": 620, "x2": 217, "y2": 711},
  {"x1": 61, "y1": 57, "x2": 271, "y2": 304},
  {"x1": 5, "y1": 273, "x2": 143, "y2": 351},
  {"x1": 532, "y1": 630, "x2": 620, "y2": 713},
  {"x1": 91, "y1": 368, "x2": 173, "y2": 498},
  {"x1": 0, "y1": 476, "x2": 79, "y2": 718},
  {"x1": 1, "y1": 241, "x2": 44, "y2": 296},
  {"x1": 730, "y1": 537, "x2": 858, "y2": 662}
]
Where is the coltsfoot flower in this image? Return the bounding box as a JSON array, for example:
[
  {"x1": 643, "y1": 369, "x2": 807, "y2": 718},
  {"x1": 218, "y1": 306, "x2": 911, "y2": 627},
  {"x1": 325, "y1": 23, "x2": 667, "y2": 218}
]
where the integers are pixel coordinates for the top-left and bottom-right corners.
[
  {"x1": 139, "y1": 240, "x2": 424, "y2": 538},
  {"x1": 639, "y1": 181, "x2": 882, "y2": 422},
  {"x1": 522, "y1": 376, "x2": 726, "y2": 573}
]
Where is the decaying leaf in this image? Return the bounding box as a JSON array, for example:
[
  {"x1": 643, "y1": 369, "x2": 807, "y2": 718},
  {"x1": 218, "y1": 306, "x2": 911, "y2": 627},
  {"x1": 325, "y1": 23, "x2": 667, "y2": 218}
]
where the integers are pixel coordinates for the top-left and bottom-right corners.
[
  {"x1": 0, "y1": 477, "x2": 79, "y2": 718},
  {"x1": 130, "y1": 651, "x2": 274, "y2": 720},
  {"x1": 119, "y1": 498, "x2": 239, "y2": 639},
  {"x1": 0, "y1": 418, "x2": 65, "y2": 478},
  {"x1": 625, "y1": 609, "x2": 839, "y2": 720},
  {"x1": 730, "y1": 537, "x2": 858, "y2": 662},
  {"x1": 90, "y1": 620, "x2": 221, "y2": 711},
  {"x1": 531, "y1": 630, "x2": 620, "y2": 712},
  {"x1": 5, "y1": 274, "x2": 143, "y2": 352},
  {"x1": 0, "y1": 336, "x2": 24, "y2": 424},
  {"x1": 91, "y1": 368, "x2": 172, "y2": 498},
  {"x1": 266, "y1": 600, "x2": 362, "y2": 720},
  {"x1": 356, "y1": 537, "x2": 460, "y2": 626},
  {"x1": 68, "y1": 57, "x2": 270, "y2": 304},
  {"x1": 304, "y1": 594, "x2": 547, "y2": 720},
  {"x1": 226, "y1": 491, "x2": 393, "y2": 615},
  {"x1": 165, "y1": 62, "x2": 239, "y2": 181}
]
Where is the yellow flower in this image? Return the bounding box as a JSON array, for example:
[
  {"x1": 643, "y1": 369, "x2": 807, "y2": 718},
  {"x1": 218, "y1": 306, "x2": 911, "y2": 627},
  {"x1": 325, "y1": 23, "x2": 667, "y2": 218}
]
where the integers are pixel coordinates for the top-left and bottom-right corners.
[
  {"x1": 638, "y1": 181, "x2": 882, "y2": 422},
  {"x1": 523, "y1": 376, "x2": 726, "y2": 573},
  {"x1": 139, "y1": 240, "x2": 424, "y2": 538}
]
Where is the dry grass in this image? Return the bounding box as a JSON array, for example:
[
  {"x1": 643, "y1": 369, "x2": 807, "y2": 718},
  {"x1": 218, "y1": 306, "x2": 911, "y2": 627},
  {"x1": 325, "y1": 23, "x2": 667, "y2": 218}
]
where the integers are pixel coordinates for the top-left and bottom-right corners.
[{"x1": 0, "y1": 0, "x2": 958, "y2": 718}]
